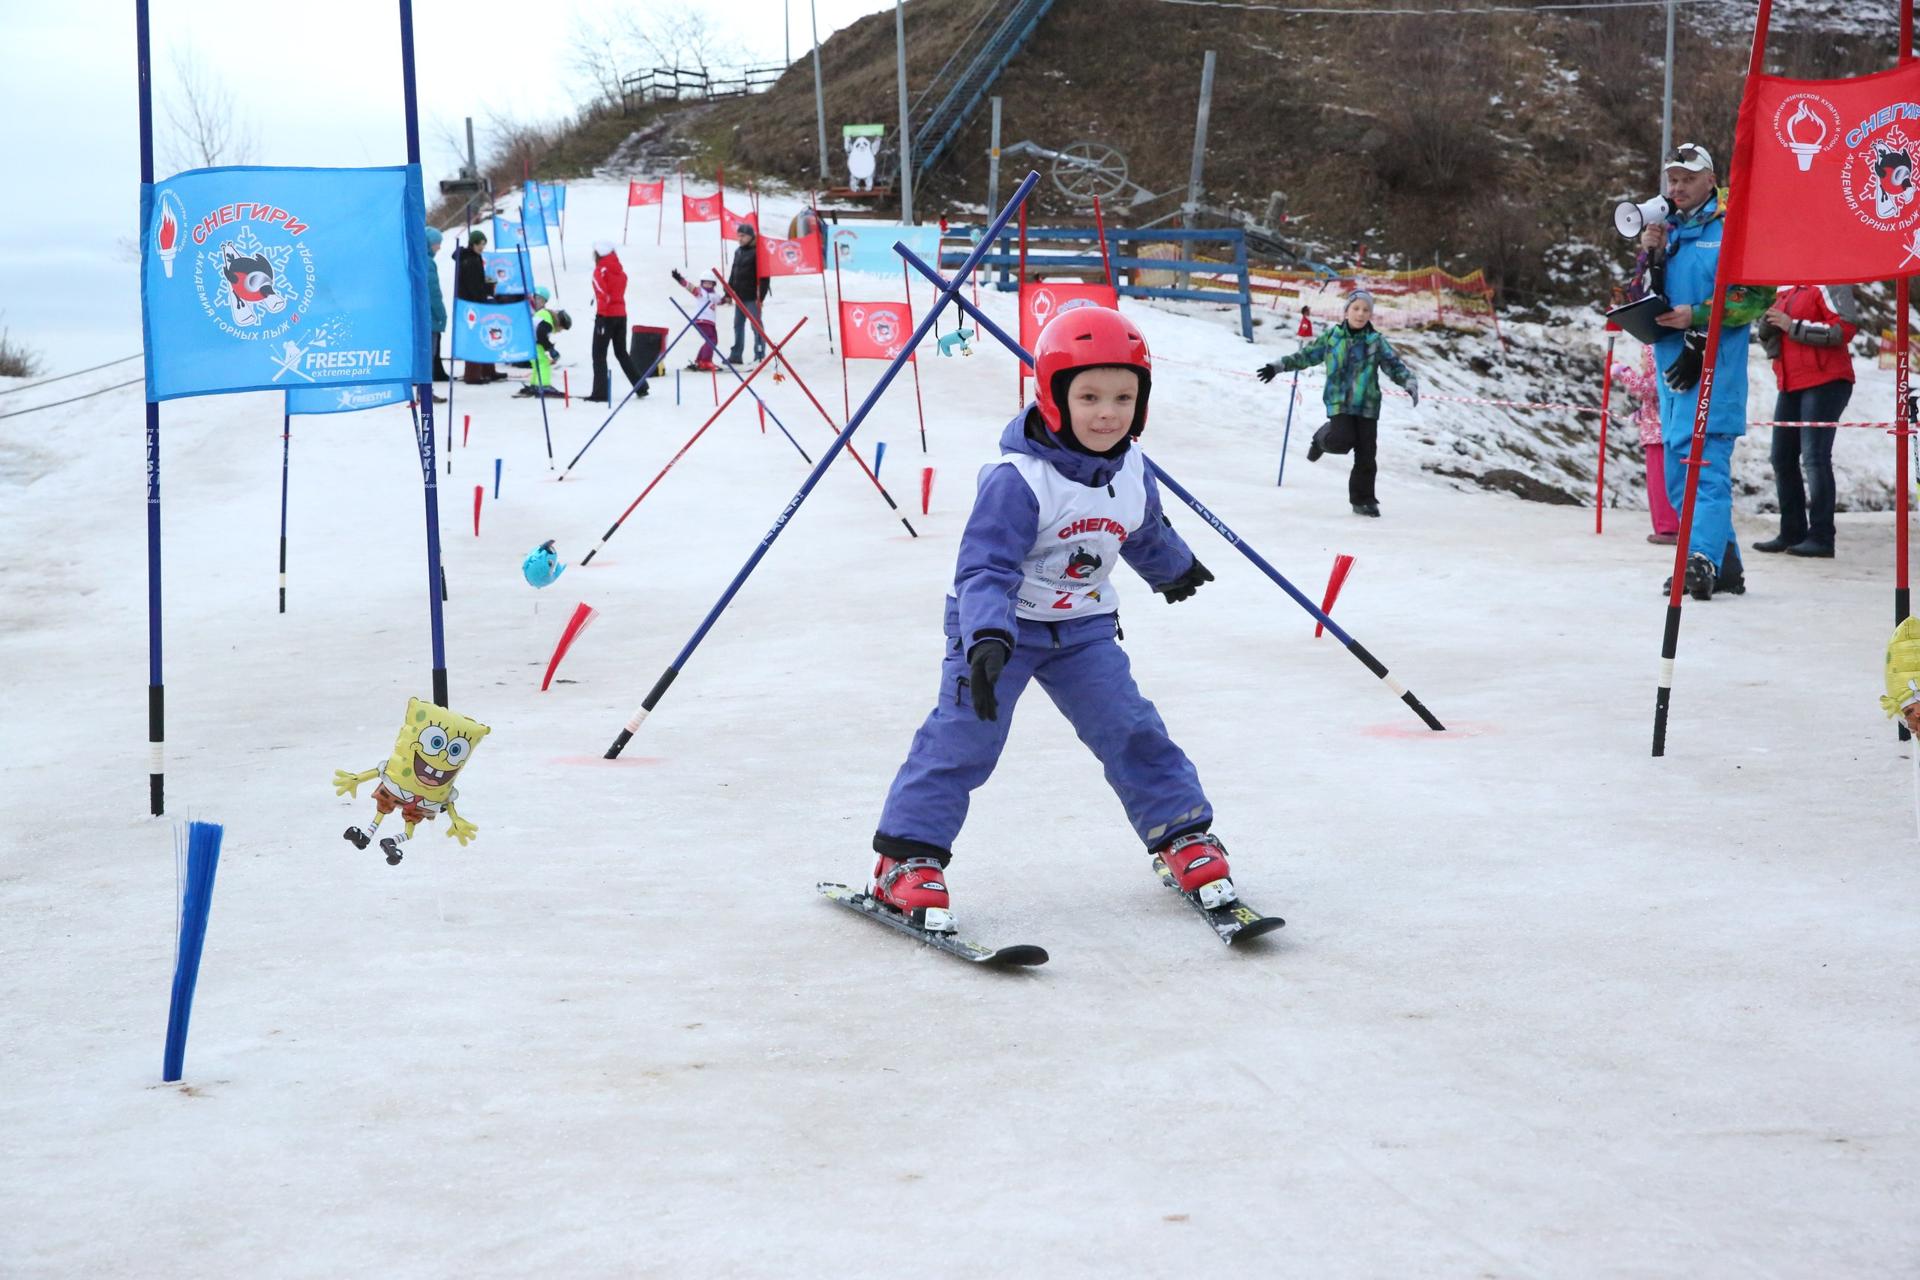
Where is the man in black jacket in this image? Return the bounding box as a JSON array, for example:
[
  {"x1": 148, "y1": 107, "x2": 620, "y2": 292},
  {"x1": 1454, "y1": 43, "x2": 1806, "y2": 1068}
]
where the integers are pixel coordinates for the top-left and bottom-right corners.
[
  {"x1": 726, "y1": 223, "x2": 770, "y2": 364},
  {"x1": 452, "y1": 229, "x2": 506, "y2": 384}
]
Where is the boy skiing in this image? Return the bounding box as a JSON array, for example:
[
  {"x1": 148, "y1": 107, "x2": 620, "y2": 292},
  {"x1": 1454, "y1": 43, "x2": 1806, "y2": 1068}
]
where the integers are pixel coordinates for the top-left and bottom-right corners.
[
  {"x1": 865, "y1": 306, "x2": 1230, "y2": 936},
  {"x1": 1258, "y1": 289, "x2": 1419, "y2": 517}
]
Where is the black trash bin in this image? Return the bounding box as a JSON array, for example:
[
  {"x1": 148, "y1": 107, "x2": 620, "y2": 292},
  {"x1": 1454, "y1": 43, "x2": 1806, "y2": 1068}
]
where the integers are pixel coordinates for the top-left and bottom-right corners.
[{"x1": 631, "y1": 324, "x2": 668, "y2": 380}]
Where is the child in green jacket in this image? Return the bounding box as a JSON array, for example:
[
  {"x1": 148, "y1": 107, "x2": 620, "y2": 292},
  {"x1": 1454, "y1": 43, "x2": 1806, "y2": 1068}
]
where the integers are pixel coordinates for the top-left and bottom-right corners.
[{"x1": 1258, "y1": 290, "x2": 1419, "y2": 517}]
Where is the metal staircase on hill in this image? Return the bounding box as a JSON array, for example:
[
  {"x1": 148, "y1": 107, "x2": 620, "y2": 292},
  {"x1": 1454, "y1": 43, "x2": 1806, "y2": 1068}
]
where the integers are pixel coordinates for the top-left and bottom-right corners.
[{"x1": 881, "y1": 0, "x2": 1057, "y2": 188}]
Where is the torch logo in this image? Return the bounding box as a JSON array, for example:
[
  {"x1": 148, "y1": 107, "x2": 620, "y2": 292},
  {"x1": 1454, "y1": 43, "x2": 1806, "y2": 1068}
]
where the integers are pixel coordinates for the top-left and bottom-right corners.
[
  {"x1": 1772, "y1": 93, "x2": 1840, "y2": 172},
  {"x1": 153, "y1": 189, "x2": 187, "y2": 278}
]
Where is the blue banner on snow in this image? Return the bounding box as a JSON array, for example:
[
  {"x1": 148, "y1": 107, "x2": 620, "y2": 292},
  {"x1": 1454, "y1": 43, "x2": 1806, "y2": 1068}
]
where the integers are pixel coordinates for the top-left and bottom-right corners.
[
  {"x1": 481, "y1": 250, "x2": 527, "y2": 293},
  {"x1": 140, "y1": 165, "x2": 431, "y2": 402},
  {"x1": 451, "y1": 297, "x2": 535, "y2": 363},
  {"x1": 285, "y1": 381, "x2": 411, "y2": 415},
  {"x1": 526, "y1": 180, "x2": 564, "y2": 228},
  {"x1": 829, "y1": 222, "x2": 941, "y2": 276},
  {"x1": 494, "y1": 212, "x2": 547, "y2": 249}
]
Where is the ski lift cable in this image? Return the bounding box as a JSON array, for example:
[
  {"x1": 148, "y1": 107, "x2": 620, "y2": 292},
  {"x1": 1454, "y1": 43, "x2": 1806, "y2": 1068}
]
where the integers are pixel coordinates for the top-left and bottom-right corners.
[
  {"x1": 0, "y1": 353, "x2": 143, "y2": 395},
  {"x1": 0, "y1": 377, "x2": 144, "y2": 420}
]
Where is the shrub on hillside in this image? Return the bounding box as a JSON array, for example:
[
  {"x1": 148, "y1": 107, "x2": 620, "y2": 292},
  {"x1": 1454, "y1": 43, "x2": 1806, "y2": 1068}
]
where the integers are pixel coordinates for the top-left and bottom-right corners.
[{"x1": 0, "y1": 326, "x2": 41, "y2": 379}]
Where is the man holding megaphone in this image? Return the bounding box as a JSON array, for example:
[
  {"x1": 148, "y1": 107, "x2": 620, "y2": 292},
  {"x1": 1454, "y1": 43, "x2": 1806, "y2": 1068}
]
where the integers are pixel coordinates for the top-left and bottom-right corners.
[{"x1": 1634, "y1": 143, "x2": 1776, "y2": 602}]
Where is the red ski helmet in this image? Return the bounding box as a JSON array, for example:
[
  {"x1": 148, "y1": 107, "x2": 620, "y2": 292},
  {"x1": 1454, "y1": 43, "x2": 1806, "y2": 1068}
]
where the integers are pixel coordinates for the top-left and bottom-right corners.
[{"x1": 1032, "y1": 305, "x2": 1152, "y2": 437}]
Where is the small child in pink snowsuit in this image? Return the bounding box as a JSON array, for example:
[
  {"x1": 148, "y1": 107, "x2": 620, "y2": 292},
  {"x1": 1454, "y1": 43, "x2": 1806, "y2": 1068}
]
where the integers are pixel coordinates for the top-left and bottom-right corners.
[
  {"x1": 1610, "y1": 344, "x2": 1679, "y2": 543},
  {"x1": 671, "y1": 269, "x2": 722, "y2": 370}
]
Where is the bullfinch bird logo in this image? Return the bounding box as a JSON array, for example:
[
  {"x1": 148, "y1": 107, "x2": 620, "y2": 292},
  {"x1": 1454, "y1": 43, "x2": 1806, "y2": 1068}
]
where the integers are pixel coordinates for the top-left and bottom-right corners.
[
  {"x1": 1064, "y1": 547, "x2": 1102, "y2": 581},
  {"x1": 1873, "y1": 140, "x2": 1916, "y2": 220},
  {"x1": 221, "y1": 243, "x2": 287, "y2": 327}
]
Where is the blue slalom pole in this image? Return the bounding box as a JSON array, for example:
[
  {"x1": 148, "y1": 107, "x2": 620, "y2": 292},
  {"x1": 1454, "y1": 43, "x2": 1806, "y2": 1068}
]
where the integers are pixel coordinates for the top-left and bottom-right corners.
[
  {"x1": 897, "y1": 245, "x2": 1445, "y2": 732},
  {"x1": 136, "y1": 0, "x2": 167, "y2": 813},
  {"x1": 1276, "y1": 368, "x2": 1300, "y2": 486},
  {"x1": 398, "y1": 0, "x2": 448, "y2": 706},
  {"x1": 873, "y1": 441, "x2": 886, "y2": 479},
  {"x1": 560, "y1": 310, "x2": 704, "y2": 478},
  {"x1": 494, "y1": 457, "x2": 502, "y2": 499},
  {"x1": 670, "y1": 298, "x2": 812, "y2": 466},
  {"x1": 601, "y1": 171, "x2": 1044, "y2": 758},
  {"x1": 163, "y1": 820, "x2": 224, "y2": 1082},
  {"x1": 278, "y1": 413, "x2": 291, "y2": 613}
]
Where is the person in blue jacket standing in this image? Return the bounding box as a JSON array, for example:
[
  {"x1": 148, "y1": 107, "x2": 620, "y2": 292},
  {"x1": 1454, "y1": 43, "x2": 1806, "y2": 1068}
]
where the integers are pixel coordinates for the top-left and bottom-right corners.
[
  {"x1": 865, "y1": 307, "x2": 1228, "y2": 935},
  {"x1": 1641, "y1": 143, "x2": 1775, "y2": 600}
]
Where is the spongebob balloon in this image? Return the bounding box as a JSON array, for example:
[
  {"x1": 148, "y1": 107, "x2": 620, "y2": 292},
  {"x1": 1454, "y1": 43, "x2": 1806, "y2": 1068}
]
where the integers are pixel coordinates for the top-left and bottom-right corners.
[{"x1": 334, "y1": 699, "x2": 490, "y2": 865}]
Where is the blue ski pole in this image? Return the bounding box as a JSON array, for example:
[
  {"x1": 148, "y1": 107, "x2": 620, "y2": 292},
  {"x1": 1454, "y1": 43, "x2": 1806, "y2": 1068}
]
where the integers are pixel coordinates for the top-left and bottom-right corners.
[
  {"x1": 896, "y1": 245, "x2": 1445, "y2": 732},
  {"x1": 1276, "y1": 368, "x2": 1300, "y2": 486},
  {"x1": 601, "y1": 171, "x2": 1043, "y2": 758}
]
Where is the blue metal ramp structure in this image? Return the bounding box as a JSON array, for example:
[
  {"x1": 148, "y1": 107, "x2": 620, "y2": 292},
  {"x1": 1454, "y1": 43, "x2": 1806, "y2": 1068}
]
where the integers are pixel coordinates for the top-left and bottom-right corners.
[{"x1": 883, "y1": 0, "x2": 1057, "y2": 186}]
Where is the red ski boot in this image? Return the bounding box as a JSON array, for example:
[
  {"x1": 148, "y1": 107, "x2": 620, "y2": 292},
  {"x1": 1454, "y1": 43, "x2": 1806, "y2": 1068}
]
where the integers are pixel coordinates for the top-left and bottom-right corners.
[
  {"x1": 1154, "y1": 832, "x2": 1236, "y2": 908},
  {"x1": 871, "y1": 855, "x2": 954, "y2": 934}
]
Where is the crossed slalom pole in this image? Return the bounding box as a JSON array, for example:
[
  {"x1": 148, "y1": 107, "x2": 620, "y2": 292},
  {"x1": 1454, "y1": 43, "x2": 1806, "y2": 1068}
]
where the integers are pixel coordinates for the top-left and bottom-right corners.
[
  {"x1": 559, "y1": 310, "x2": 706, "y2": 481},
  {"x1": 578, "y1": 319, "x2": 808, "y2": 567},
  {"x1": 895, "y1": 246, "x2": 1447, "y2": 733},
  {"x1": 709, "y1": 267, "x2": 919, "y2": 537},
  {"x1": 667, "y1": 297, "x2": 815, "y2": 466},
  {"x1": 601, "y1": 173, "x2": 1043, "y2": 758}
]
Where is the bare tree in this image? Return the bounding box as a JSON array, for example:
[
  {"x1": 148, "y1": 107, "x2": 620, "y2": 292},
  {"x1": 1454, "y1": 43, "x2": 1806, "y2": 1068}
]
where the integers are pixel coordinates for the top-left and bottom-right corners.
[{"x1": 160, "y1": 47, "x2": 257, "y2": 171}]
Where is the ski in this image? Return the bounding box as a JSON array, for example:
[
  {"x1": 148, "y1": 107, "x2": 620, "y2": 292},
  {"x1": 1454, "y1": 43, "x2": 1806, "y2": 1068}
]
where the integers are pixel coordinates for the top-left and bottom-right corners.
[
  {"x1": 1150, "y1": 855, "x2": 1285, "y2": 946},
  {"x1": 816, "y1": 882, "x2": 1049, "y2": 966}
]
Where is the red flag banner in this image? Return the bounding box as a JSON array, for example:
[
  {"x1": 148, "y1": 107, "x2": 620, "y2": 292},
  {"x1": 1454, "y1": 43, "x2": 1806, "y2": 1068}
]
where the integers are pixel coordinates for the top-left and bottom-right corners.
[
  {"x1": 1728, "y1": 62, "x2": 1920, "y2": 283},
  {"x1": 629, "y1": 179, "x2": 664, "y2": 207},
  {"x1": 721, "y1": 205, "x2": 759, "y2": 238},
  {"x1": 1017, "y1": 282, "x2": 1121, "y2": 362},
  {"x1": 757, "y1": 233, "x2": 824, "y2": 277},
  {"x1": 839, "y1": 300, "x2": 915, "y2": 361},
  {"x1": 682, "y1": 193, "x2": 719, "y2": 223}
]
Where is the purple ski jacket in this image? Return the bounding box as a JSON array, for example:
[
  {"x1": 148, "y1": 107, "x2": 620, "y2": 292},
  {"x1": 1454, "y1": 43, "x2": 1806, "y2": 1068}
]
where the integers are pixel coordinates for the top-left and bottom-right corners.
[{"x1": 950, "y1": 408, "x2": 1198, "y2": 655}]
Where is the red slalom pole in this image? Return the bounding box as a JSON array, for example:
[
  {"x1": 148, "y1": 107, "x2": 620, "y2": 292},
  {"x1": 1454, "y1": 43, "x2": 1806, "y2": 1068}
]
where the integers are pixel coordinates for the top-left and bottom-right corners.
[
  {"x1": 904, "y1": 260, "x2": 928, "y2": 451},
  {"x1": 462, "y1": 413, "x2": 471, "y2": 447},
  {"x1": 1595, "y1": 335, "x2": 1616, "y2": 534},
  {"x1": 921, "y1": 466, "x2": 934, "y2": 516},
  {"x1": 472, "y1": 485, "x2": 483, "y2": 536},
  {"x1": 579, "y1": 320, "x2": 808, "y2": 565},
  {"x1": 563, "y1": 370, "x2": 570, "y2": 408},
  {"x1": 540, "y1": 602, "x2": 598, "y2": 691},
  {"x1": 1314, "y1": 554, "x2": 1355, "y2": 639}
]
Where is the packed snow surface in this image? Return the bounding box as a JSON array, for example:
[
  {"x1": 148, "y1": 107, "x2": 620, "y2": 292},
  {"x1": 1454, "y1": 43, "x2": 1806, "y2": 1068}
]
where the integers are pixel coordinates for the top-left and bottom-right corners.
[{"x1": 3, "y1": 179, "x2": 1916, "y2": 1278}]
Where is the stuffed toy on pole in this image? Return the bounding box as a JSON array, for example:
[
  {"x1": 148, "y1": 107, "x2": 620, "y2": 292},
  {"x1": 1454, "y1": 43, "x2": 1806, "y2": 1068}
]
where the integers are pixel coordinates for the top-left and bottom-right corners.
[
  {"x1": 897, "y1": 244, "x2": 1445, "y2": 731},
  {"x1": 601, "y1": 173, "x2": 1043, "y2": 759}
]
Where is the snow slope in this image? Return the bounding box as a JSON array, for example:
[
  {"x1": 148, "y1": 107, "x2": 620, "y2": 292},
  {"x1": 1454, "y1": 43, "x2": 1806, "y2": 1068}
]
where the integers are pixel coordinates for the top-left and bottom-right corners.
[{"x1": 2, "y1": 178, "x2": 1917, "y2": 1278}]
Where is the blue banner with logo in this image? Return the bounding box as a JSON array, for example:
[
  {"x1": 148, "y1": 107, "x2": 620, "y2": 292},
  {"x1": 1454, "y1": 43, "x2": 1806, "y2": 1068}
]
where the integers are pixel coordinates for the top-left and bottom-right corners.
[
  {"x1": 526, "y1": 180, "x2": 563, "y2": 228},
  {"x1": 451, "y1": 296, "x2": 535, "y2": 363},
  {"x1": 494, "y1": 212, "x2": 547, "y2": 249},
  {"x1": 829, "y1": 221, "x2": 941, "y2": 276},
  {"x1": 285, "y1": 381, "x2": 411, "y2": 415},
  {"x1": 481, "y1": 250, "x2": 527, "y2": 293},
  {"x1": 139, "y1": 165, "x2": 431, "y2": 402}
]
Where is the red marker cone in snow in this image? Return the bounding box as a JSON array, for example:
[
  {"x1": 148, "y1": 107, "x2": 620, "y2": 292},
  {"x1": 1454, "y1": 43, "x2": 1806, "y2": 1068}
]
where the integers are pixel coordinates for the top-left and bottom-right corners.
[
  {"x1": 541, "y1": 602, "x2": 599, "y2": 691},
  {"x1": 463, "y1": 413, "x2": 471, "y2": 447},
  {"x1": 1315, "y1": 554, "x2": 1354, "y2": 639},
  {"x1": 473, "y1": 485, "x2": 484, "y2": 537},
  {"x1": 920, "y1": 466, "x2": 934, "y2": 516}
]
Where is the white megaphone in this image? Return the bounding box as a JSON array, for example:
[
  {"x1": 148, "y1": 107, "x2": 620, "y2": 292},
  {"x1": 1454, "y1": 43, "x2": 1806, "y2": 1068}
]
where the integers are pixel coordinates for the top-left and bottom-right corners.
[{"x1": 1614, "y1": 195, "x2": 1670, "y2": 239}]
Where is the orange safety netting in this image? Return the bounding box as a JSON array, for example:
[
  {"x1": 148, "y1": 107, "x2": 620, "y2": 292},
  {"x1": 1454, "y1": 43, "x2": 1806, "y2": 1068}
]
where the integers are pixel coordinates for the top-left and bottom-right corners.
[{"x1": 1245, "y1": 264, "x2": 1499, "y2": 334}]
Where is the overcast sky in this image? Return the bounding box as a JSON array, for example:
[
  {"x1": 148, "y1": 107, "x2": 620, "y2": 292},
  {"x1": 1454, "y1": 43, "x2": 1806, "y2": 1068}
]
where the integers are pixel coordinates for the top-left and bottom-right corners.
[{"x1": 0, "y1": 0, "x2": 896, "y2": 369}]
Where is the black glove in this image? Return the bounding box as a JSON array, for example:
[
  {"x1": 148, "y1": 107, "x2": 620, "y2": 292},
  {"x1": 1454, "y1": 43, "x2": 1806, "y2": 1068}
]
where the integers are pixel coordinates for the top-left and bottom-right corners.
[
  {"x1": 1158, "y1": 558, "x2": 1214, "y2": 604},
  {"x1": 671, "y1": 269, "x2": 686, "y2": 285},
  {"x1": 1256, "y1": 363, "x2": 1281, "y2": 383},
  {"x1": 1663, "y1": 331, "x2": 1706, "y2": 392},
  {"x1": 966, "y1": 638, "x2": 1010, "y2": 722}
]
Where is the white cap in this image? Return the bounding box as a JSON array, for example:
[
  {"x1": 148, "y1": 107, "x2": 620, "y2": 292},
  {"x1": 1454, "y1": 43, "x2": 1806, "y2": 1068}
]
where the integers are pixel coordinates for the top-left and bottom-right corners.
[
  {"x1": 593, "y1": 240, "x2": 615, "y2": 256},
  {"x1": 1664, "y1": 143, "x2": 1714, "y2": 174}
]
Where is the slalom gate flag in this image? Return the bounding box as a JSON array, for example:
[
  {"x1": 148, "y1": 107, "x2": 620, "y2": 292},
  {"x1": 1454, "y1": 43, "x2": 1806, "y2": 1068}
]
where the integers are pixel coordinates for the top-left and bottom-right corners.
[
  {"x1": 839, "y1": 299, "x2": 915, "y2": 361},
  {"x1": 629, "y1": 179, "x2": 665, "y2": 207},
  {"x1": 721, "y1": 205, "x2": 759, "y2": 238},
  {"x1": 140, "y1": 165, "x2": 430, "y2": 401},
  {"x1": 526, "y1": 180, "x2": 562, "y2": 229},
  {"x1": 829, "y1": 221, "x2": 941, "y2": 275},
  {"x1": 451, "y1": 297, "x2": 535, "y2": 363},
  {"x1": 285, "y1": 381, "x2": 411, "y2": 414},
  {"x1": 1723, "y1": 62, "x2": 1920, "y2": 283},
  {"x1": 481, "y1": 250, "x2": 528, "y2": 293},
  {"x1": 683, "y1": 192, "x2": 720, "y2": 222},
  {"x1": 493, "y1": 213, "x2": 547, "y2": 249},
  {"x1": 1017, "y1": 281, "x2": 1120, "y2": 359},
  {"x1": 757, "y1": 232, "x2": 824, "y2": 277}
]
